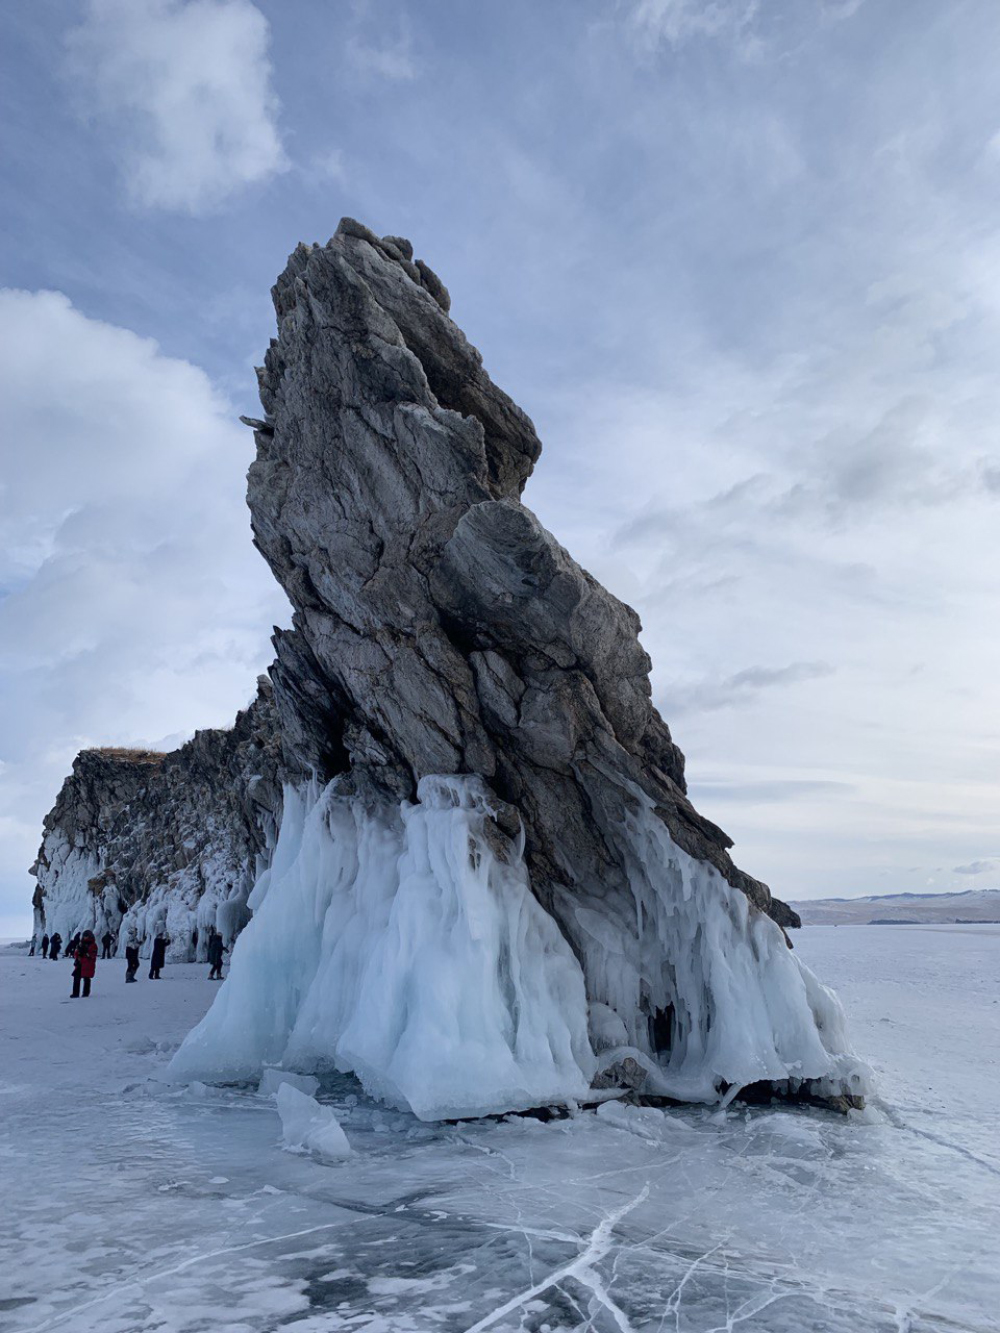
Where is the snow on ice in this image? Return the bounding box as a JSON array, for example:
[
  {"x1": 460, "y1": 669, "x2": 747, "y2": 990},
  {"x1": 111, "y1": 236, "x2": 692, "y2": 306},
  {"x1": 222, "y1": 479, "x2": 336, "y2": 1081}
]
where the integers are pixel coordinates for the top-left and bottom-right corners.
[{"x1": 2, "y1": 925, "x2": 998, "y2": 1332}]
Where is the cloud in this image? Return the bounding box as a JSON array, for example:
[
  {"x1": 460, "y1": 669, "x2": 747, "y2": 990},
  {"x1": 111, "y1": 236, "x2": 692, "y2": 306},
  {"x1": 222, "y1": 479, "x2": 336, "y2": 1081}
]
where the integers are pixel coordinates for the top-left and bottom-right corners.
[
  {"x1": 346, "y1": 32, "x2": 418, "y2": 82},
  {"x1": 628, "y1": 0, "x2": 760, "y2": 51},
  {"x1": 65, "y1": 0, "x2": 287, "y2": 213},
  {"x1": 342, "y1": 1, "x2": 418, "y2": 82},
  {"x1": 953, "y1": 859, "x2": 996, "y2": 876},
  {"x1": 624, "y1": 0, "x2": 866, "y2": 55},
  {"x1": 691, "y1": 778, "x2": 854, "y2": 803},
  {"x1": 729, "y1": 662, "x2": 834, "y2": 690},
  {"x1": 663, "y1": 662, "x2": 834, "y2": 716},
  {"x1": 0, "y1": 288, "x2": 288, "y2": 927},
  {"x1": 820, "y1": 0, "x2": 866, "y2": 20},
  {"x1": 308, "y1": 148, "x2": 347, "y2": 184}
]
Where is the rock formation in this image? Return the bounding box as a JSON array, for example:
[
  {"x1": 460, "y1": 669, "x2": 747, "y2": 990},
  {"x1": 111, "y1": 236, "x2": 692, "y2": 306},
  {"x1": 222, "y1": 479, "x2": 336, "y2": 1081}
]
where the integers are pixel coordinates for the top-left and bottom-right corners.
[
  {"x1": 170, "y1": 220, "x2": 865, "y2": 1116},
  {"x1": 31, "y1": 681, "x2": 284, "y2": 958},
  {"x1": 36, "y1": 218, "x2": 865, "y2": 1116},
  {"x1": 248, "y1": 217, "x2": 799, "y2": 934}
]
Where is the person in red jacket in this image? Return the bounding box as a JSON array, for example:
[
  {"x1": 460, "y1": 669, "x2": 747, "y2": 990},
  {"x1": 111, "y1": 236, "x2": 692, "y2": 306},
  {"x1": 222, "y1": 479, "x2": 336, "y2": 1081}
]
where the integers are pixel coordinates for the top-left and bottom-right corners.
[{"x1": 71, "y1": 930, "x2": 98, "y2": 998}]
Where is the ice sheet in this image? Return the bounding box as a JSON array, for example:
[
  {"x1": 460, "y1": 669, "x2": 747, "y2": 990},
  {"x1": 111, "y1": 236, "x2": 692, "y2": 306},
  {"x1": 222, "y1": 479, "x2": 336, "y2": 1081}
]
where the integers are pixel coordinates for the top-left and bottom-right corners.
[{"x1": 2, "y1": 925, "x2": 997, "y2": 1332}]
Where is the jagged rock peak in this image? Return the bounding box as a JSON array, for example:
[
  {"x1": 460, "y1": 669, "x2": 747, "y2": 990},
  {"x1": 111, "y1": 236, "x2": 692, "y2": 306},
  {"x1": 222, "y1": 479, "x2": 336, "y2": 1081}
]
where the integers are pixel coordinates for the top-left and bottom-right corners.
[
  {"x1": 331, "y1": 218, "x2": 449, "y2": 311},
  {"x1": 246, "y1": 221, "x2": 799, "y2": 938}
]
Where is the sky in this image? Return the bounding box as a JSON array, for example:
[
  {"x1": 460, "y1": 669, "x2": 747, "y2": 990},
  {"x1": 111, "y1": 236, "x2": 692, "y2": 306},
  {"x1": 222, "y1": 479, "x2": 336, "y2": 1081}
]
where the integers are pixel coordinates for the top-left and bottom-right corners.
[{"x1": 1, "y1": 0, "x2": 999, "y2": 936}]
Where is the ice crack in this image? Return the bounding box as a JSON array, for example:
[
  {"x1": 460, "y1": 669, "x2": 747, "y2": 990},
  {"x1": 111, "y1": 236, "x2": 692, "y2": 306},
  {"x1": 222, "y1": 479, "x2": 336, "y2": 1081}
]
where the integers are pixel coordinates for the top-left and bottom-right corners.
[{"x1": 461, "y1": 1183, "x2": 649, "y2": 1333}]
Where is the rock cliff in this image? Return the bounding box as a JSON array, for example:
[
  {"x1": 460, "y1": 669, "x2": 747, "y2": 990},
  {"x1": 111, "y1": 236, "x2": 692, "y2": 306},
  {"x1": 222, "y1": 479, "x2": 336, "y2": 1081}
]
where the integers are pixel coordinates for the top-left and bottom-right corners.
[{"x1": 31, "y1": 681, "x2": 284, "y2": 958}]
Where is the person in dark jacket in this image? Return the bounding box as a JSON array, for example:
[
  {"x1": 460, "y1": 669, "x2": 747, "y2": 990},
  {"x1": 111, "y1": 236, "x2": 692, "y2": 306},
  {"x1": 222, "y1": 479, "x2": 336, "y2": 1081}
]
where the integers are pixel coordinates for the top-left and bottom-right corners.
[
  {"x1": 49, "y1": 932, "x2": 62, "y2": 961},
  {"x1": 100, "y1": 931, "x2": 114, "y2": 959},
  {"x1": 124, "y1": 939, "x2": 140, "y2": 983},
  {"x1": 71, "y1": 930, "x2": 98, "y2": 998},
  {"x1": 149, "y1": 932, "x2": 170, "y2": 980},
  {"x1": 40, "y1": 933, "x2": 50, "y2": 959},
  {"x1": 207, "y1": 930, "x2": 225, "y2": 980},
  {"x1": 67, "y1": 933, "x2": 81, "y2": 961}
]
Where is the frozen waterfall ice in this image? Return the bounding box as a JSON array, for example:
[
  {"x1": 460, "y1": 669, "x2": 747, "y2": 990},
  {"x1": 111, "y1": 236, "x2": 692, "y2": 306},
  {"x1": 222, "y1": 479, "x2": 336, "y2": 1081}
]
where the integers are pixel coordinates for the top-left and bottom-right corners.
[
  {"x1": 169, "y1": 776, "x2": 868, "y2": 1118},
  {"x1": 169, "y1": 776, "x2": 597, "y2": 1118}
]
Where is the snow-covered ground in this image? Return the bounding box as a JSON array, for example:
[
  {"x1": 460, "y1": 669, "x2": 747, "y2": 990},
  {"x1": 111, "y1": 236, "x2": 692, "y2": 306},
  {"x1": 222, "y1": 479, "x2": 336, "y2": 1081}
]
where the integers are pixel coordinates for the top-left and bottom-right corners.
[{"x1": 1, "y1": 925, "x2": 997, "y2": 1332}]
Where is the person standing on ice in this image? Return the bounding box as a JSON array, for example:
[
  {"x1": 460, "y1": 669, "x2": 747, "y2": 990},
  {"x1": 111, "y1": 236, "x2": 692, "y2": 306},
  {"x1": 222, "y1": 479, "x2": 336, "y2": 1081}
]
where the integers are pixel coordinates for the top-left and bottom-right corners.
[
  {"x1": 49, "y1": 932, "x2": 62, "y2": 961},
  {"x1": 40, "y1": 933, "x2": 49, "y2": 959},
  {"x1": 100, "y1": 930, "x2": 114, "y2": 959},
  {"x1": 206, "y1": 929, "x2": 225, "y2": 981},
  {"x1": 149, "y1": 931, "x2": 170, "y2": 980},
  {"x1": 124, "y1": 937, "x2": 140, "y2": 983},
  {"x1": 71, "y1": 930, "x2": 98, "y2": 998}
]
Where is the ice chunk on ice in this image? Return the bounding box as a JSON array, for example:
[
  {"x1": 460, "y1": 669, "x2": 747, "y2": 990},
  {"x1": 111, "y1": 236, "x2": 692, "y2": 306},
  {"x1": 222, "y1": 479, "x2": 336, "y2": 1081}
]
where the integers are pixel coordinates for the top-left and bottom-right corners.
[
  {"x1": 257, "y1": 1067, "x2": 319, "y2": 1098},
  {"x1": 275, "y1": 1083, "x2": 351, "y2": 1160},
  {"x1": 595, "y1": 1099, "x2": 668, "y2": 1140}
]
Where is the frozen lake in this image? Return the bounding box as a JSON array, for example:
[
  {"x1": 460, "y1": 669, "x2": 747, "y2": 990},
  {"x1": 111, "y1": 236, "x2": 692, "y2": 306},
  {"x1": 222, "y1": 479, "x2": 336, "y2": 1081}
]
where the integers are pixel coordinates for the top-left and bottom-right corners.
[{"x1": 1, "y1": 925, "x2": 998, "y2": 1332}]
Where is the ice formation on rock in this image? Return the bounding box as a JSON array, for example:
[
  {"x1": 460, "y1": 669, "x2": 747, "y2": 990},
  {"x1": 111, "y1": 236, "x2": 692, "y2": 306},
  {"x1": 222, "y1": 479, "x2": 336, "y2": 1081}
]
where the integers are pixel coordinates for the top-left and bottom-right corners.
[
  {"x1": 38, "y1": 216, "x2": 868, "y2": 1117},
  {"x1": 170, "y1": 776, "x2": 596, "y2": 1118},
  {"x1": 31, "y1": 682, "x2": 284, "y2": 959},
  {"x1": 171, "y1": 772, "x2": 864, "y2": 1116}
]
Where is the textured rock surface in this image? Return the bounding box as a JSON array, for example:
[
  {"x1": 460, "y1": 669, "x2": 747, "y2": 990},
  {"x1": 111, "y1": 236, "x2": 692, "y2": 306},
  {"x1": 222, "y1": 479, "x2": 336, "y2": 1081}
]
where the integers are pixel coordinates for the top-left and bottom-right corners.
[
  {"x1": 245, "y1": 219, "x2": 800, "y2": 987},
  {"x1": 31, "y1": 682, "x2": 285, "y2": 957}
]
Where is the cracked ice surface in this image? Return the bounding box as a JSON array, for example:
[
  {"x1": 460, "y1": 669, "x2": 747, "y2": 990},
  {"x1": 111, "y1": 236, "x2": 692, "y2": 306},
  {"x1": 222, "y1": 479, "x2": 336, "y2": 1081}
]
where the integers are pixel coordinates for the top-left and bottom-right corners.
[{"x1": 1, "y1": 925, "x2": 998, "y2": 1332}]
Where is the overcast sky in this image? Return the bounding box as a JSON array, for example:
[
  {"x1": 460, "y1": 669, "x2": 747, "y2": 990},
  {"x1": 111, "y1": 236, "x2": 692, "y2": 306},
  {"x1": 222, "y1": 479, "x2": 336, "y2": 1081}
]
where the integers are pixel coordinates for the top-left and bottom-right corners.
[{"x1": 2, "y1": 0, "x2": 999, "y2": 935}]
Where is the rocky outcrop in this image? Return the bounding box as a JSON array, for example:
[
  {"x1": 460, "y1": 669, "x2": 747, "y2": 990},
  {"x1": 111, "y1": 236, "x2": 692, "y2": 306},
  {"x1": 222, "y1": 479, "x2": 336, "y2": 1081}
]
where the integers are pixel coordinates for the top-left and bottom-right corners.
[
  {"x1": 31, "y1": 680, "x2": 284, "y2": 958},
  {"x1": 172, "y1": 216, "x2": 862, "y2": 1113},
  {"x1": 246, "y1": 220, "x2": 799, "y2": 945}
]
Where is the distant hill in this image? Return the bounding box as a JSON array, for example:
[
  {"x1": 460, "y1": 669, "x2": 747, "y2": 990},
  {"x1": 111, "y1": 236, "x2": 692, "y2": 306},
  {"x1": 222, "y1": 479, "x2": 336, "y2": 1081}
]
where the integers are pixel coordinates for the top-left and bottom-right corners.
[{"x1": 790, "y1": 888, "x2": 1000, "y2": 925}]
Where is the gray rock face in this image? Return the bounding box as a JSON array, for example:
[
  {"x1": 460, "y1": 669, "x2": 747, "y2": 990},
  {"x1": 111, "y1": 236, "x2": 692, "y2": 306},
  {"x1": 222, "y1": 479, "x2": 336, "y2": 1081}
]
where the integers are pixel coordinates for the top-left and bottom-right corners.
[
  {"x1": 245, "y1": 218, "x2": 800, "y2": 1001},
  {"x1": 31, "y1": 681, "x2": 285, "y2": 957}
]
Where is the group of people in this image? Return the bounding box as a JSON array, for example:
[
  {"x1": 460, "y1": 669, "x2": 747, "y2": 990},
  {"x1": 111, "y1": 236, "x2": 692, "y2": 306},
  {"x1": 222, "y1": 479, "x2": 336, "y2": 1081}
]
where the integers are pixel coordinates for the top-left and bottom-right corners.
[
  {"x1": 32, "y1": 926, "x2": 228, "y2": 995},
  {"x1": 29, "y1": 929, "x2": 100, "y2": 995}
]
